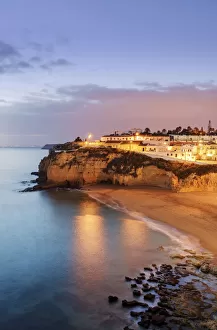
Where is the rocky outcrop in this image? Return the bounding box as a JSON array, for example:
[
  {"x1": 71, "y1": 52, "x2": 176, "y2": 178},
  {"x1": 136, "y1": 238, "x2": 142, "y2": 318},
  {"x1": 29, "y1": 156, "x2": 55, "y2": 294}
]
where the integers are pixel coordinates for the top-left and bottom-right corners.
[{"x1": 38, "y1": 147, "x2": 217, "y2": 192}]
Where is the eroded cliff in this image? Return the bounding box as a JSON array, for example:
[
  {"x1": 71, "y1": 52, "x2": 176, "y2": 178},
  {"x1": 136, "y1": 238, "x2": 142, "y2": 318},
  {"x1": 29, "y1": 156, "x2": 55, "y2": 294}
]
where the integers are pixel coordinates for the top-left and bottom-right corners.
[{"x1": 38, "y1": 147, "x2": 217, "y2": 192}]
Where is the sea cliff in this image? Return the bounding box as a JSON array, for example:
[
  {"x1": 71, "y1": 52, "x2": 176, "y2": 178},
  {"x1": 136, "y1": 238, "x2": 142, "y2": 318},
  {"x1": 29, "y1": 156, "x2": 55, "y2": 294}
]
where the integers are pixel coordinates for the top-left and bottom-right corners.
[{"x1": 38, "y1": 147, "x2": 217, "y2": 192}]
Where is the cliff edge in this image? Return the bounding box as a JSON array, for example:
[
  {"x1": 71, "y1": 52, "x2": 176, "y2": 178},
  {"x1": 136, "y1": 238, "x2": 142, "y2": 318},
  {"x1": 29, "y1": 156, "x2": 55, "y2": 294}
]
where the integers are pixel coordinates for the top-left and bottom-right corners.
[{"x1": 38, "y1": 147, "x2": 217, "y2": 192}]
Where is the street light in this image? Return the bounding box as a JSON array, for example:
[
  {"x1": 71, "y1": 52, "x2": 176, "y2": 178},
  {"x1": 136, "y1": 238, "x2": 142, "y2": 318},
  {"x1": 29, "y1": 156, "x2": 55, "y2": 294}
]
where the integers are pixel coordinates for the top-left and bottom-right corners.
[{"x1": 85, "y1": 133, "x2": 93, "y2": 145}]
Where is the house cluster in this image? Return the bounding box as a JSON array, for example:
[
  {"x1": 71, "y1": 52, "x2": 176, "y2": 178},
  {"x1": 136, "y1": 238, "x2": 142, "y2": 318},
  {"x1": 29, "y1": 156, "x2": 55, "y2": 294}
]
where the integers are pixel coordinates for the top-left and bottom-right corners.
[{"x1": 99, "y1": 131, "x2": 217, "y2": 162}]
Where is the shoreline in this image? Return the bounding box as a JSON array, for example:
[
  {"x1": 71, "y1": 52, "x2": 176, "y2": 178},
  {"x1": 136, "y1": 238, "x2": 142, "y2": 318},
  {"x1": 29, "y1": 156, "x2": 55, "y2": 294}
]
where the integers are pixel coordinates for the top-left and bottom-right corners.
[{"x1": 86, "y1": 185, "x2": 217, "y2": 257}]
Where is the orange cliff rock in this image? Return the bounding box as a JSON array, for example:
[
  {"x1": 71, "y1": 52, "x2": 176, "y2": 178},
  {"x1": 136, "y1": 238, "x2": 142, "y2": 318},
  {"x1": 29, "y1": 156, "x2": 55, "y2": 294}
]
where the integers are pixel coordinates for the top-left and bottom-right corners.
[{"x1": 38, "y1": 147, "x2": 217, "y2": 192}]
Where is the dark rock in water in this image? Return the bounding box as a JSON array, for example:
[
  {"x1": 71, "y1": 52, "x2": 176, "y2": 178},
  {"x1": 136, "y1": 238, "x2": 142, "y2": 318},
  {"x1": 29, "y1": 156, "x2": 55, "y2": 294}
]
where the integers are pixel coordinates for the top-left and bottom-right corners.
[
  {"x1": 160, "y1": 264, "x2": 173, "y2": 271},
  {"x1": 147, "y1": 277, "x2": 158, "y2": 283},
  {"x1": 135, "y1": 278, "x2": 143, "y2": 284},
  {"x1": 174, "y1": 266, "x2": 189, "y2": 277},
  {"x1": 140, "y1": 272, "x2": 146, "y2": 276},
  {"x1": 159, "y1": 308, "x2": 172, "y2": 317},
  {"x1": 148, "y1": 306, "x2": 161, "y2": 314},
  {"x1": 31, "y1": 171, "x2": 39, "y2": 176},
  {"x1": 160, "y1": 296, "x2": 168, "y2": 303},
  {"x1": 108, "y1": 295, "x2": 118, "y2": 303},
  {"x1": 144, "y1": 293, "x2": 155, "y2": 301},
  {"x1": 21, "y1": 186, "x2": 43, "y2": 192},
  {"x1": 144, "y1": 267, "x2": 153, "y2": 272},
  {"x1": 122, "y1": 300, "x2": 148, "y2": 308},
  {"x1": 138, "y1": 319, "x2": 150, "y2": 328},
  {"x1": 125, "y1": 276, "x2": 133, "y2": 282},
  {"x1": 142, "y1": 283, "x2": 152, "y2": 292},
  {"x1": 133, "y1": 289, "x2": 141, "y2": 297},
  {"x1": 152, "y1": 314, "x2": 166, "y2": 326},
  {"x1": 137, "y1": 276, "x2": 145, "y2": 280},
  {"x1": 201, "y1": 263, "x2": 210, "y2": 274},
  {"x1": 131, "y1": 283, "x2": 137, "y2": 288},
  {"x1": 130, "y1": 311, "x2": 145, "y2": 317},
  {"x1": 20, "y1": 180, "x2": 77, "y2": 193},
  {"x1": 124, "y1": 327, "x2": 134, "y2": 330},
  {"x1": 156, "y1": 271, "x2": 162, "y2": 275}
]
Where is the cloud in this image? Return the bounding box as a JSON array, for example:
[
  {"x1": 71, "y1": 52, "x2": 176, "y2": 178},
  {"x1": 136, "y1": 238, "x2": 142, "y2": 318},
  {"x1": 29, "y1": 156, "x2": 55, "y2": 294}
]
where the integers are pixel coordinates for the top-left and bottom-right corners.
[
  {"x1": 28, "y1": 42, "x2": 54, "y2": 53},
  {"x1": 0, "y1": 60, "x2": 32, "y2": 74},
  {"x1": 55, "y1": 36, "x2": 70, "y2": 46},
  {"x1": 0, "y1": 40, "x2": 34, "y2": 74},
  {"x1": 0, "y1": 133, "x2": 47, "y2": 137},
  {"x1": 3, "y1": 81, "x2": 217, "y2": 146},
  {"x1": 135, "y1": 80, "x2": 217, "y2": 92},
  {"x1": 0, "y1": 41, "x2": 20, "y2": 61},
  {"x1": 0, "y1": 99, "x2": 7, "y2": 103},
  {"x1": 41, "y1": 88, "x2": 48, "y2": 93},
  {"x1": 135, "y1": 81, "x2": 163, "y2": 89},
  {"x1": 17, "y1": 61, "x2": 32, "y2": 69},
  {"x1": 40, "y1": 58, "x2": 73, "y2": 70},
  {"x1": 30, "y1": 56, "x2": 41, "y2": 63},
  {"x1": 50, "y1": 58, "x2": 72, "y2": 66},
  {"x1": 56, "y1": 83, "x2": 138, "y2": 101}
]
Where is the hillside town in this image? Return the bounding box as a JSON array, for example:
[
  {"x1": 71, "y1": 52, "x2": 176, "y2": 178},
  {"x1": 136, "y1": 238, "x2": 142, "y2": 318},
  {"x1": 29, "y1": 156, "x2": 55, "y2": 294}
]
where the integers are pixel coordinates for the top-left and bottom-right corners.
[{"x1": 48, "y1": 121, "x2": 217, "y2": 164}]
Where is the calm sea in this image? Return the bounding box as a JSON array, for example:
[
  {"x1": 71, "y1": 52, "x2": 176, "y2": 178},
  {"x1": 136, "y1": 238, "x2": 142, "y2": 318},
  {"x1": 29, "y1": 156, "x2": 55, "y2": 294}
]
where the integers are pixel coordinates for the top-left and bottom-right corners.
[{"x1": 0, "y1": 148, "x2": 178, "y2": 330}]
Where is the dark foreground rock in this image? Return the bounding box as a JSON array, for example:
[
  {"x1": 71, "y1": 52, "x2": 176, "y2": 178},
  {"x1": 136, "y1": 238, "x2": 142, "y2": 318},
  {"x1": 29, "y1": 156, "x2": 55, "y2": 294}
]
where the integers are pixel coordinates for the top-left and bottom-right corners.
[
  {"x1": 143, "y1": 293, "x2": 155, "y2": 301},
  {"x1": 20, "y1": 180, "x2": 81, "y2": 192},
  {"x1": 31, "y1": 171, "x2": 39, "y2": 176},
  {"x1": 122, "y1": 300, "x2": 148, "y2": 308},
  {"x1": 108, "y1": 295, "x2": 118, "y2": 303},
  {"x1": 133, "y1": 290, "x2": 141, "y2": 297}
]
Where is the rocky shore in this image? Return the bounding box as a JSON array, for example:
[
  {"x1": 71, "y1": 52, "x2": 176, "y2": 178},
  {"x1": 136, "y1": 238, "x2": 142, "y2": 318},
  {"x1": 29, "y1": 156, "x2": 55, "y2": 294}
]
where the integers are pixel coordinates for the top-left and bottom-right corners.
[
  {"x1": 108, "y1": 250, "x2": 217, "y2": 329},
  {"x1": 20, "y1": 171, "x2": 80, "y2": 192}
]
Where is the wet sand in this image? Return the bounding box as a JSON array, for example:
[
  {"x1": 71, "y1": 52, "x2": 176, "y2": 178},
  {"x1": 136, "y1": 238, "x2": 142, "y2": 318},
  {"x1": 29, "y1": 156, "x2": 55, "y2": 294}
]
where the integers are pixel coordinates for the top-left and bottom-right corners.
[{"x1": 87, "y1": 185, "x2": 217, "y2": 256}]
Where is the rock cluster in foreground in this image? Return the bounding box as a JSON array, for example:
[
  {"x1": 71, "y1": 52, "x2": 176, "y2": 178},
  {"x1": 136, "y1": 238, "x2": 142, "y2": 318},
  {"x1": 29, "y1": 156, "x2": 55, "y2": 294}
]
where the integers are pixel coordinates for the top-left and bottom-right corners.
[{"x1": 108, "y1": 252, "x2": 217, "y2": 329}]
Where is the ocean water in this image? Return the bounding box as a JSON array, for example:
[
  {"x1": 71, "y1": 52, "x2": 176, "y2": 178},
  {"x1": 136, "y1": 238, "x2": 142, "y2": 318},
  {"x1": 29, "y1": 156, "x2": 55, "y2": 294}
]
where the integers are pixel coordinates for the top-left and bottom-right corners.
[{"x1": 0, "y1": 148, "x2": 182, "y2": 330}]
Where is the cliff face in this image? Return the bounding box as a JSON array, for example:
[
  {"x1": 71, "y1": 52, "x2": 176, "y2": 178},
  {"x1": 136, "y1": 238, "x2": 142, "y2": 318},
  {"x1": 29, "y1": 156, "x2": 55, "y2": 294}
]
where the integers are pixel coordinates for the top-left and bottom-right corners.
[{"x1": 38, "y1": 147, "x2": 217, "y2": 192}]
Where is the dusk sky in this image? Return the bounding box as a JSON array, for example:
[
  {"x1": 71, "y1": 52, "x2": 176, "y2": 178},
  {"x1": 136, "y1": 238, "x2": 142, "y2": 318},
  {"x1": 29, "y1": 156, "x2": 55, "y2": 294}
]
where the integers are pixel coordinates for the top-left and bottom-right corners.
[{"x1": 0, "y1": 0, "x2": 217, "y2": 146}]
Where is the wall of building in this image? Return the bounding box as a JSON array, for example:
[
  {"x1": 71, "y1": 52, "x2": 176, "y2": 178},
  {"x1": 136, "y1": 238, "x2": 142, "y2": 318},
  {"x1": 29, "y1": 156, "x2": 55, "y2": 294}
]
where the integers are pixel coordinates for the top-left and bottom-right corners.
[
  {"x1": 171, "y1": 135, "x2": 217, "y2": 143},
  {"x1": 101, "y1": 135, "x2": 170, "y2": 145},
  {"x1": 197, "y1": 144, "x2": 217, "y2": 161}
]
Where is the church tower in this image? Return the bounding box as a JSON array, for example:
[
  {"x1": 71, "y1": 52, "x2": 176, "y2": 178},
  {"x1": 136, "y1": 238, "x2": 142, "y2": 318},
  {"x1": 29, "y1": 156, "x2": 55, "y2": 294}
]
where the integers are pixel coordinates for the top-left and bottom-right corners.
[{"x1": 208, "y1": 120, "x2": 212, "y2": 134}]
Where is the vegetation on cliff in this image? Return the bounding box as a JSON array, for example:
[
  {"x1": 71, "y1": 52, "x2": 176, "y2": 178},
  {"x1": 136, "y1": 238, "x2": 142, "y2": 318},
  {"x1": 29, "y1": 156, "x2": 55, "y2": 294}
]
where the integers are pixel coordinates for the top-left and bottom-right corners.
[{"x1": 103, "y1": 150, "x2": 217, "y2": 179}]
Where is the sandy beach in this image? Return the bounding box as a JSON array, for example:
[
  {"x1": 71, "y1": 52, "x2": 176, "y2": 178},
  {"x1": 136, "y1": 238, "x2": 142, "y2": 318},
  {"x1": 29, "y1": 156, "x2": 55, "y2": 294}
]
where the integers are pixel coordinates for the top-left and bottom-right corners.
[{"x1": 87, "y1": 185, "x2": 217, "y2": 256}]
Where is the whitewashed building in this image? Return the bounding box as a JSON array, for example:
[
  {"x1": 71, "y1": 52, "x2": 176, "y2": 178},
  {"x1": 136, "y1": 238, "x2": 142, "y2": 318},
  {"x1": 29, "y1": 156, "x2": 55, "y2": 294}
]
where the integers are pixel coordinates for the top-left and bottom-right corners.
[
  {"x1": 101, "y1": 134, "x2": 170, "y2": 145},
  {"x1": 171, "y1": 135, "x2": 217, "y2": 143}
]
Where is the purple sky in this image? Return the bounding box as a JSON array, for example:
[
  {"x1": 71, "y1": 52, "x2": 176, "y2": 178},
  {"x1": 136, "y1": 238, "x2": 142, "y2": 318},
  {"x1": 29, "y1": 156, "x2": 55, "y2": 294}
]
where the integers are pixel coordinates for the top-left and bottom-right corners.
[{"x1": 0, "y1": 0, "x2": 217, "y2": 146}]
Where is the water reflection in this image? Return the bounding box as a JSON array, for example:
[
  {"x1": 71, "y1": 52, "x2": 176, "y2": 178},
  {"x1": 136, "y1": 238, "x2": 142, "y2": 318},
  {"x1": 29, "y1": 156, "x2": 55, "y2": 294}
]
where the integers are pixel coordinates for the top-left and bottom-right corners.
[
  {"x1": 120, "y1": 218, "x2": 148, "y2": 266},
  {"x1": 74, "y1": 199, "x2": 106, "y2": 290}
]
